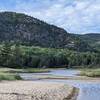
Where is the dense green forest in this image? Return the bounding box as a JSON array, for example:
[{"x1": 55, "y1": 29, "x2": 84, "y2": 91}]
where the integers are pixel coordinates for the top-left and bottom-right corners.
[{"x1": 0, "y1": 43, "x2": 99, "y2": 68}]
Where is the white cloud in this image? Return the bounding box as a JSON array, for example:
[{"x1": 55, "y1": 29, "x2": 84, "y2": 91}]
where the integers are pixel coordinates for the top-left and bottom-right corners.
[{"x1": 1, "y1": 0, "x2": 100, "y2": 34}]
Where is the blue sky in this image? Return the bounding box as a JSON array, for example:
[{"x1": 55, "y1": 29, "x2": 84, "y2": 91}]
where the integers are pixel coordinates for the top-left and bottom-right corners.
[{"x1": 0, "y1": 0, "x2": 100, "y2": 34}]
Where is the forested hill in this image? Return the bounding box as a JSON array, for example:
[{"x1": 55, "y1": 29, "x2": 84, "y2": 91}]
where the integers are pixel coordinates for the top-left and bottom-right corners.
[
  {"x1": 0, "y1": 12, "x2": 92, "y2": 52},
  {"x1": 77, "y1": 33, "x2": 100, "y2": 50}
]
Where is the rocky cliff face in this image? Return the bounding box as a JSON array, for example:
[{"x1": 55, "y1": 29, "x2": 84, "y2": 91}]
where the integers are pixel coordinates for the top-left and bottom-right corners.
[{"x1": 0, "y1": 12, "x2": 92, "y2": 51}]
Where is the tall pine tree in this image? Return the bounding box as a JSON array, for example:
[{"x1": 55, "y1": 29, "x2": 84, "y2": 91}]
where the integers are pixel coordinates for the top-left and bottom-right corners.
[{"x1": 0, "y1": 43, "x2": 12, "y2": 67}]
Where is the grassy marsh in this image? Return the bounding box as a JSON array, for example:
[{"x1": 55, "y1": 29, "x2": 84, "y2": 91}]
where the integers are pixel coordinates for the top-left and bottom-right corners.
[
  {"x1": 0, "y1": 73, "x2": 21, "y2": 80},
  {"x1": 80, "y1": 68, "x2": 100, "y2": 77}
]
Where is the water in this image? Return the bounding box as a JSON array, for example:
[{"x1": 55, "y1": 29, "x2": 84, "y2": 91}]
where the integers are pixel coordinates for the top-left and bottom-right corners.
[
  {"x1": 19, "y1": 69, "x2": 100, "y2": 100},
  {"x1": 50, "y1": 69, "x2": 80, "y2": 77},
  {"x1": 41, "y1": 79, "x2": 100, "y2": 100}
]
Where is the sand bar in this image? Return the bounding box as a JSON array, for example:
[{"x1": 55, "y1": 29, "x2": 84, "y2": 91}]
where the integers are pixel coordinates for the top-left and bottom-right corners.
[{"x1": 0, "y1": 81, "x2": 78, "y2": 100}]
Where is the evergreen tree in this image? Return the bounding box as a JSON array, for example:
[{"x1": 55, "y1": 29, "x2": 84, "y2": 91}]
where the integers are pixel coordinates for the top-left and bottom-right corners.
[
  {"x1": 0, "y1": 43, "x2": 12, "y2": 66},
  {"x1": 11, "y1": 43, "x2": 23, "y2": 68}
]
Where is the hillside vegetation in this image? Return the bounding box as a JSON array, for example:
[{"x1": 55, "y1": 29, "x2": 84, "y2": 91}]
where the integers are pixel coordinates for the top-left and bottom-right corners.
[
  {"x1": 78, "y1": 33, "x2": 100, "y2": 51},
  {"x1": 0, "y1": 12, "x2": 93, "y2": 52}
]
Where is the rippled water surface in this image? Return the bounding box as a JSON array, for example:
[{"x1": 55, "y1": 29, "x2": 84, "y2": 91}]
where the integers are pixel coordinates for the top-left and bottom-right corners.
[{"x1": 19, "y1": 69, "x2": 100, "y2": 100}]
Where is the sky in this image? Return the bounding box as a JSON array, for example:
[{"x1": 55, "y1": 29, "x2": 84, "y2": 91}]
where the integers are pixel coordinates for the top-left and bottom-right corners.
[{"x1": 0, "y1": 0, "x2": 100, "y2": 34}]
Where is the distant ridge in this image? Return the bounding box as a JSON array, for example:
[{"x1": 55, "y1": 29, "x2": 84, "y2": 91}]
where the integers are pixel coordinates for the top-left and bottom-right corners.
[
  {"x1": 0, "y1": 11, "x2": 93, "y2": 51},
  {"x1": 78, "y1": 33, "x2": 100, "y2": 50}
]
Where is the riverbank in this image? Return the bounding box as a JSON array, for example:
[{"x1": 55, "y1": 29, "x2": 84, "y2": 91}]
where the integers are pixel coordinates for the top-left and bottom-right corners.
[
  {"x1": 0, "y1": 68, "x2": 50, "y2": 80},
  {"x1": 0, "y1": 68, "x2": 50, "y2": 73},
  {"x1": 1, "y1": 67, "x2": 100, "y2": 81},
  {"x1": 0, "y1": 73, "x2": 21, "y2": 81},
  {"x1": 0, "y1": 68, "x2": 100, "y2": 100},
  {"x1": 80, "y1": 68, "x2": 100, "y2": 77},
  {"x1": 0, "y1": 81, "x2": 78, "y2": 100}
]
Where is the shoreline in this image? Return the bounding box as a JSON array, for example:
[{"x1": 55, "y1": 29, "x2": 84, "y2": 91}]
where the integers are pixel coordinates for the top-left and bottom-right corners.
[
  {"x1": 0, "y1": 81, "x2": 78, "y2": 100},
  {"x1": 65, "y1": 87, "x2": 79, "y2": 100},
  {"x1": 19, "y1": 73, "x2": 100, "y2": 82}
]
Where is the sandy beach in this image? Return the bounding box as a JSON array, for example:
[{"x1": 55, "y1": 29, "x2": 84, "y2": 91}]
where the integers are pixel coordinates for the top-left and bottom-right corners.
[{"x1": 0, "y1": 81, "x2": 78, "y2": 100}]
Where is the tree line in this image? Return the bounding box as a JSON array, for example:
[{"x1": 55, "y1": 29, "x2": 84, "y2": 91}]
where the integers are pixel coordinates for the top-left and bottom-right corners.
[{"x1": 0, "y1": 43, "x2": 99, "y2": 68}]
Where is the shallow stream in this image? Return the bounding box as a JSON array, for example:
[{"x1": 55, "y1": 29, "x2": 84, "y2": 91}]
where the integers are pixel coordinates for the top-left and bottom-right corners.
[{"x1": 19, "y1": 69, "x2": 100, "y2": 100}]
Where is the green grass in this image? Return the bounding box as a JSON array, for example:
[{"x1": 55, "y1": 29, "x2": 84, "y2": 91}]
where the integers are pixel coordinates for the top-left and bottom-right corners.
[
  {"x1": 0, "y1": 68, "x2": 50, "y2": 73},
  {"x1": 25, "y1": 68, "x2": 50, "y2": 73},
  {"x1": 0, "y1": 73, "x2": 22, "y2": 80},
  {"x1": 80, "y1": 68, "x2": 100, "y2": 77},
  {"x1": 0, "y1": 67, "x2": 50, "y2": 80}
]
